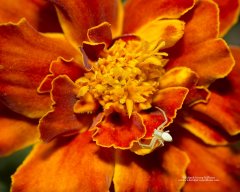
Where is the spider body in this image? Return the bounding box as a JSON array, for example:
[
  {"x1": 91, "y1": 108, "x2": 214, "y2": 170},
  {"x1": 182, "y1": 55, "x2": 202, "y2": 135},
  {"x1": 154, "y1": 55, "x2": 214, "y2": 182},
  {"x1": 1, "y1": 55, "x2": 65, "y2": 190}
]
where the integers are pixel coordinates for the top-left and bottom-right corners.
[{"x1": 138, "y1": 107, "x2": 172, "y2": 149}]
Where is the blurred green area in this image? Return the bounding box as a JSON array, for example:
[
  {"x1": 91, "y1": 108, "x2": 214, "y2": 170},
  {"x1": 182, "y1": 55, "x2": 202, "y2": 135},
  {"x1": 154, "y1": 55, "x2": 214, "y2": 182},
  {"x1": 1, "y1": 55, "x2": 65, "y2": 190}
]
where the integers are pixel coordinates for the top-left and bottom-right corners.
[
  {"x1": 0, "y1": 7, "x2": 239, "y2": 192},
  {"x1": 225, "y1": 22, "x2": 240, "y2": 45},
  {"x1": 0, "y1": 147, "x2": 32, "y2": 192}
]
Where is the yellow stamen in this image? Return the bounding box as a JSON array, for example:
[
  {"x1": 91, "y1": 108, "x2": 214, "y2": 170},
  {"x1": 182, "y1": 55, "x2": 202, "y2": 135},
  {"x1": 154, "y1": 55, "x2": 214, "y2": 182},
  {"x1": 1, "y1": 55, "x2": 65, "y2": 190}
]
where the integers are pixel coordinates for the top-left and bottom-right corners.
[
  {"x1": 126, "y1": 99, "x2": 134, "y2": 118},
  {"x1": 76, "y1": 39, "x2": 168, "y2": 117}
]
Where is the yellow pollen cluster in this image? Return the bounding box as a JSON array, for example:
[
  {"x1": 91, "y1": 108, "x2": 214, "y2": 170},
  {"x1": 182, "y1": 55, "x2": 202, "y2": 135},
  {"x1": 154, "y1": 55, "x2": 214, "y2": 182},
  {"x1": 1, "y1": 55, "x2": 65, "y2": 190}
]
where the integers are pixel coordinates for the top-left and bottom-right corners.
[{"x1": 76, "y1": 39, "x2": 168, "y2": 117}]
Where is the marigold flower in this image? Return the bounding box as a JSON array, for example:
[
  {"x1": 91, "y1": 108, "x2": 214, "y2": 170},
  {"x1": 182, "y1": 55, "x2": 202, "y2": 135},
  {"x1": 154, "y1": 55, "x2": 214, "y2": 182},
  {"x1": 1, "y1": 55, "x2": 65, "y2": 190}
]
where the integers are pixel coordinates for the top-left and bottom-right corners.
[{"x1": 0, "y1": 0, "x2": 240, "y2": 191}]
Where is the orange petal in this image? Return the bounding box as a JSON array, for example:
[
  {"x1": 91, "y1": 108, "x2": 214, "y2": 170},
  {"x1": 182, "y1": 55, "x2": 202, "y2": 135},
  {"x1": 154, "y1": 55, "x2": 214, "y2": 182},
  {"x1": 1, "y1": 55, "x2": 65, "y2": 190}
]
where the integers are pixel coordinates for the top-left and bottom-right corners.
[
  {"x1": 179, "y1": 109, "x2": 228, "y2": 145},
  {"x1": 38, "y1": 57, "x2": 84, "y2": 93},
  {"x1": 167, "y1": 39, "x2": 235, "y2": 86},
  {"x1": 142, "y1": 87, "x2": 188, "y2": 138},
  {"x1": 189, "y1": 47, "x2": 240, "y2": 136},
  {"x1": 177, "y1": 47, "x2": 240, "y2": 144},
  {"x1": 113, "y1": 146, "x2": 189, "y2": 191},
  {"x1": 177, "y1": 131, "x2": 240, "y2": 192},
  {"x1": 0, "y1": 103, "x2": 39, "y2": 156},
  {"x1": 160, "y1": 67, "x2": 199, "y2": 89},
  {"x1": 51, "y1": 0, "x2": 123, "y2": 46},
  {"x1": 11, "y1": 131, "x2": 115, "y2": 192},
  {"x1": 180, "y1": 0, "x2": 219, "y2": 46},
  {"x1": 0, "y1": 19, "x2": 80, "y2": 118},
  {"x1": 212, "y1": 0, "x2": 240, "y2": 36},
  {"x1": 39, "y1": 75, "x2": 93, "y2": 142},
  {"x1": 123, "y1": 0, "x2": 195, "y2": 33},
  {"x1": 140, "y1": 109, "x2": 171, "y2": 139},
  {"x1": 184, "y1": 86, "x2": 210, "y2": 106},
  {"x1": 135, "y1": 19, "x2": 185, "y2": 48},
  {"x1": 82, "y1": 41, "x2": 105, "y2": 61},
  {"x1": 153, "y1": 87, "x2": 189, "y2": 120},
  {"x1": 162, "y1": 68, "x2": 210, "y2": 106},
  {"x1": 92, "y1": 112, "x2": 145, "y2": 149},
  {"x1": 159, "y1": 68, "x2": 209, "y2": 106},
  {"x1": 0, "y1": 0, "x2": 61, "y2": 32},
  {"x1": 87, "y1": 22, "x2": 112, "y2": 46},
  {"x1": 73, "y1": 93, "x2": 99, "y2": 114},
  {"x1": 131, "y1": 87, "x2": 188, "y2": 155}
]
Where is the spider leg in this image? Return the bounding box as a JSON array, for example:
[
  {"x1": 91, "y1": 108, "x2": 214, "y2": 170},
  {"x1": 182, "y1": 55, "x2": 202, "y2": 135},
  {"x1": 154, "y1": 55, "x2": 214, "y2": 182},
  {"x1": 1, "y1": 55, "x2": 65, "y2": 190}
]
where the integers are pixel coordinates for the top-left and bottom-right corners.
[
  {"x1": 138, "y1": 137, "x2": 158, "y2": 149},
  {"x1": 155, "y1": 107, "x2": 168, "y2": 131},
  {"x1": 159, "y1": 139, "x2": 164, "y2": 146}
]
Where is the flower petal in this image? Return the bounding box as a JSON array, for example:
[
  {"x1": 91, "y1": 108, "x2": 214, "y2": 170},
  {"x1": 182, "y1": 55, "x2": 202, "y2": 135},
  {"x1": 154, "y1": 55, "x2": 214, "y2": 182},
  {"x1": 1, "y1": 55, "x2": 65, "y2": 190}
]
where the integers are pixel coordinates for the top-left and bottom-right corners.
[
  {"x1": 180, "y1": 0, "x2": 219, "y2": 46},
  {"x1": 153, "y1": 87, "x2": 189, "y2": 117},
  {"x1": 165, "y1": 1, "x2": 234, "y2": 87},
  {"x1": 11, "y1": 131, "x2": 114, "y2": 192},
  {"x1": 38, "y1": 57, "x2": 84, "y2": 93},
  {"x1": 82, "y1": 42, "x2": 105, "y2": 62},
  {"x1": 184, "y1": 86, "x2": 210, "y2": 106},
  {"x1": 189, "y1": 47, "x2": 240, "y2": 136},
  {"x1": 135, "y1": 19, "x2": 185, "y2": 48},
  {"x1": 179, "y1": 109, "x2": 229, "y2": 145},
  {"x1": 0, "y1": 103, "x2": 39, "y2": 156},
  {"x1": 160, "y1": 67, "x2": 209, "y2": 106},
  {"x1": 130, "y1": 87, "x2": 188, "y2": 155},
  {"x1": 212, "y1": 0, "x2": 240, "y2": 36},
  {"x1": 113, "y1": 146, "x2": 189, "y2": 191},
  {"x1": 142, "y1": 87, "x2": 188, "y2": 138},
  {"x1": 50, "y1": 0, "x2": 123, "y2": 46},
  {"x1": 92, "y1": 112, "x2": 145, "y2": 149},
  {"x1": 177, "y1": 131, "x2": 240, "y2": 192},
  {"x1": 160, "y1": 67, "x2": 198, "y2": 89},
  {"x1": 123, "y1": 0, "x2": 195, "y2": 33},
  {"x1": 167, "y1": 39, "x2": 235, "y2": 86},
  {"x1": 0, "y1": 0, "x2": 61, "y2": 32},
  {"x1": 87, "y1": 22, "x2": 112, "y2": 46},
  {"x1": 39, "y1": 75, "x2": 93, "y2": 142},
  {"x1": 0, "y1": 19, "x2": 80, "y2": 118}
]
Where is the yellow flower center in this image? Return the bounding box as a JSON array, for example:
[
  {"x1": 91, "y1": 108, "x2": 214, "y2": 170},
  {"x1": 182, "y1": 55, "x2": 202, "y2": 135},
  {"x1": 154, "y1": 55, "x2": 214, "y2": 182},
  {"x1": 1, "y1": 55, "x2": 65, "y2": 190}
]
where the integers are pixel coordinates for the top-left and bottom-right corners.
[{"x1": 76, "y1": 39, "x2": 168, "y2": 117}]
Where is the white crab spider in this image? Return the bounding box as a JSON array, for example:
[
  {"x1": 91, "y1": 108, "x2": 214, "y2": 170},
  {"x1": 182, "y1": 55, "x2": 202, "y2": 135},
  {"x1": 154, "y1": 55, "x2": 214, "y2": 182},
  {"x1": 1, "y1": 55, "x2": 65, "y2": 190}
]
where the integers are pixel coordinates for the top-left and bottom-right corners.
[{"x1": 138, "y1": 107, "x2": 172, "y2": 149}]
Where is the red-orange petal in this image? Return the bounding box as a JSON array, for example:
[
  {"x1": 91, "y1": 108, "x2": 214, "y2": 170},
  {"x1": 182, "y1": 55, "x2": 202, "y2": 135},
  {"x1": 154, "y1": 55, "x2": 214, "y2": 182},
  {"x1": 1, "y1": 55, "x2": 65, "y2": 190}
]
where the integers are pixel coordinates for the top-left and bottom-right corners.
[
  {"x1": 180, "y1": 0, "x2": 219, "y2": 47},
  {"x1": 192, "y1": 92, "x2": 240, "y2": 136},
  {"x1": 123, "y1": 0, "x2": 195, "y2": 33},
  {"x1": 0, "y1": 103, "x2": 39, "y2": 156},
  {"x1": 177, "y1": 131, "x2": 240, "y2": 192},
  {"x1": 178, "y1": 109, "x2": 228, "y2": 145},
  {"x1": 130, "y1": 87, "x2": 188, "y2": 155},
  {"x1": 0, "y1": 19, "x2": 80, "y2": 118},
  {"x1": 167, "y1": 39, "x2": 234, "y2": 86},
  {"x1": 82, "y1": 42, "x2": 105, "y2": 62},
  {"x1": 212, "y1": 0, "x2": 240, "y2": 36},
  {"x1": 50, "y1": 0, "x2": 123, "y2": 46},
  {"x1": 184, "y1": 86, "x2": 210, "y2": 106},
  {"x1": 87, "y1": 22, "x2": 112, "y2": 47},
  {"x1": 153, "y1": 87, "x2": 189, "y2": 120},
  {"x1": 0, "y1": 0, "x2": 61, "y2": 32},
  {"x1": 142, "y1": 87, "x2": 188, "y2": 138},
  {"x1": 39, "y1": 75, "x2": 93, "y2": 142},
  {"x1": 92, "y1": 112, "x2": 145, "y2": 149},
  {"x1": 11, "y1": 131, "x2": 115, "y2": 192},
  {"x1": 159, "y1": 67, "x2": 209, "y2": 106},
  {"x1": 177, "y1": 47, "x2": 240, "y2": 144},
  {"x1": 113, "y1": 146, "x2": 189, "y2": 191},
  {"x1": 38, "y1": 57, "x2": 84, "y2": 93},
  {"x1": 189, "y1": 47, "x2": 240, "y2": 136},
  {"x1": 140, "y1": 109, "x2": 171, "y2": 139}
]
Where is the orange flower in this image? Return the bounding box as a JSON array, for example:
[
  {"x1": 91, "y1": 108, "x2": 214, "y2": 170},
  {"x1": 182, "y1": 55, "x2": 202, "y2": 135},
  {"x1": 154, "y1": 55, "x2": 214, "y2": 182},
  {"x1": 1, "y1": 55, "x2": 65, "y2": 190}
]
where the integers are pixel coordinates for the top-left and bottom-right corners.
[{"x1": 0, "y1": 0, "x2": 240, "y2": 191}]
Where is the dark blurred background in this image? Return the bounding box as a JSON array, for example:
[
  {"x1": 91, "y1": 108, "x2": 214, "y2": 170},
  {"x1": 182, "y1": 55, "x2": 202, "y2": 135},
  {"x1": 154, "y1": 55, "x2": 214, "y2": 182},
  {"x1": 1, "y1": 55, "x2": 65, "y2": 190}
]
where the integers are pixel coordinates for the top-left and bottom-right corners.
[
  {"x1": 225, "y1": 21, "x2": 240, "y2": 45},
  {"x1": 0, "y1": 8, "x2": 239, "y2": 192}
]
